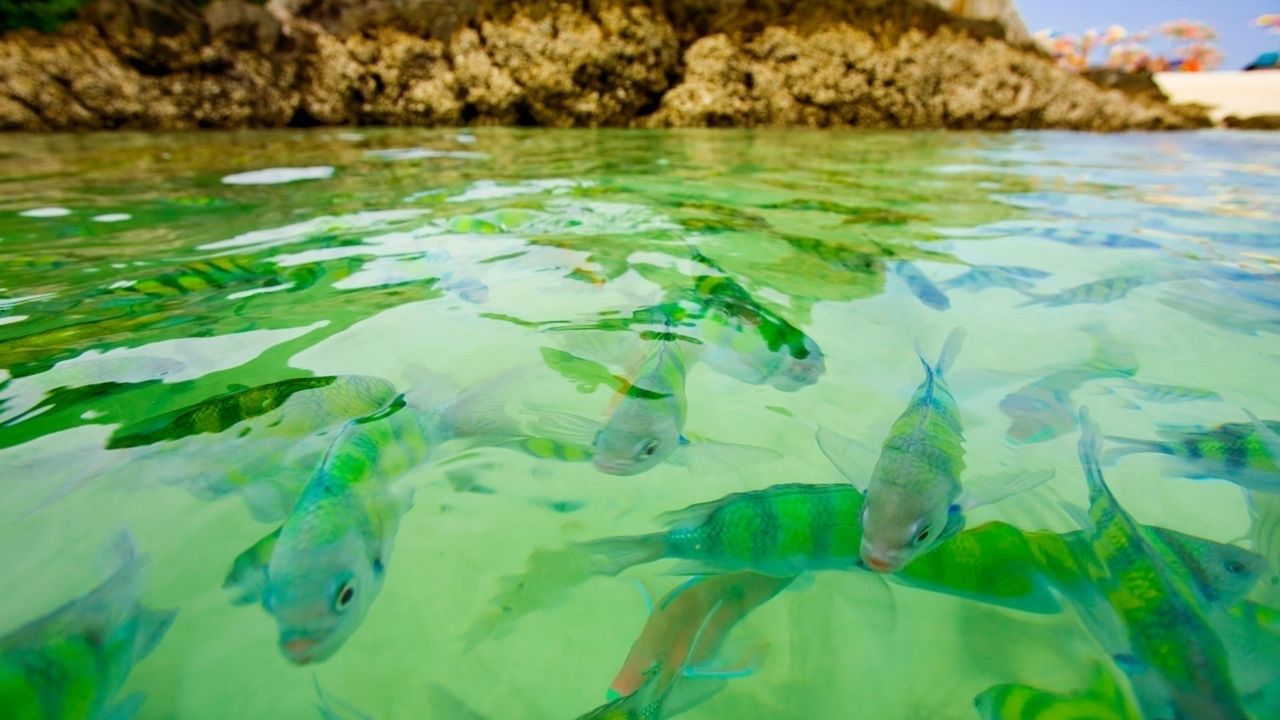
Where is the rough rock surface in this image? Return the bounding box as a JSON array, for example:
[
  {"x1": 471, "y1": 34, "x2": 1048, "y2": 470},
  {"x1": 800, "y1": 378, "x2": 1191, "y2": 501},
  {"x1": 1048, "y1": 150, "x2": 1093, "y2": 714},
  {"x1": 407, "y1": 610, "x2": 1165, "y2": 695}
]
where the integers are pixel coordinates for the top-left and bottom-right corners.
[{"x1": 0, "y1": 0, "x2": 1210, "y2": 131}]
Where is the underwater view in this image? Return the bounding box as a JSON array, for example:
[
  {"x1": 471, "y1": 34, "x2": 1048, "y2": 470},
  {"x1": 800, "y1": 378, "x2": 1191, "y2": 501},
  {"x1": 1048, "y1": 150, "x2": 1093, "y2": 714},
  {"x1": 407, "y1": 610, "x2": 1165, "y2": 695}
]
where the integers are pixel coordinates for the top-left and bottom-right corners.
[{"x1": 1, "y1": 128, "x2": 1279, "y2": 719}]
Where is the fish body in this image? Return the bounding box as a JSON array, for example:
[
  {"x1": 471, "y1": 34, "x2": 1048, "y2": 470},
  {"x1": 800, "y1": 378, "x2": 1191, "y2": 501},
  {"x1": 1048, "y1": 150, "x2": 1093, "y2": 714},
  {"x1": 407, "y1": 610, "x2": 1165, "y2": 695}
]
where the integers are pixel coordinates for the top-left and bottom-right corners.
[
  {"x1": 1074, "y1": 408, "x2": 1248, "y2": 720},
  {"x1": 591, "y1": 329, "x2": 690, "y2": 476},
  {"x1": 1104, "y1": 418, "x2": 1280, "y2": 493},
  {"x1": 893, "y1": 262, "x2": 951, "y2": 310},
  {"x1": 1021, "y1": 276, "x2": 1147, "y2": 307},
  {"x1": 1123, "y1": 381, "x2": 1220, "y2": 404},
  {"x1": 259, "y1": 400, "x2": 441, "y2": 664},
  {"x1": 860, "y1": 329, "x2": 966, "y2": 572},
  {"x1": 610, "y1": 572, "x2": 791, "y2": 698},
  {"x1": 974, "y1": 663, "x2": 1139, "y2": 720},
  {"x1": 1247, "y1": 491, "x2": 1280, "y2": 606},
  {"x1": 0, "y1": 535, "x2": 176, "y2": 720},
  {"x1": 940, "y1": 265, "x2": 1046, "y2": 293},
  {"x1": 685, "y1": 273, "x2": 825, "y2": 391},
  {"x1": 1032, "y1": 227, "x2": 1160, "y2": 250}
]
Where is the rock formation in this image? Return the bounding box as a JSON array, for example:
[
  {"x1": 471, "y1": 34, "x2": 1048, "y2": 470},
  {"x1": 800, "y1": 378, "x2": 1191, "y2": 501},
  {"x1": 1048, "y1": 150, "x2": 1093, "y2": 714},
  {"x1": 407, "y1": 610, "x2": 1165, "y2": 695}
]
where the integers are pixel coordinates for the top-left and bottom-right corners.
[{"x1": 0, "y1": 0, "x2": 1210, "y2": 131}]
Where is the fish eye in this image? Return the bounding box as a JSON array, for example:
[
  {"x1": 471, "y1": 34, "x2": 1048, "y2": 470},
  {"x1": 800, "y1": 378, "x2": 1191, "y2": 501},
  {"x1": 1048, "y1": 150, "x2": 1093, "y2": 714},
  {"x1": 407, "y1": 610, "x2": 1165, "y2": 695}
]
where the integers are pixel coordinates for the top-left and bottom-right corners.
[
  {"x1": 1225, "y1": 560, "x2": 1246, "y2": 574},
  {"x1": 913, "y1": 526, "x2": 932, "y2": 545},
  {"x1": 334, "y1": 581, "x2": 355, "y2": 611},
  {"x1": 640, "y1": 440, "x2": 659, "y2": 457}
]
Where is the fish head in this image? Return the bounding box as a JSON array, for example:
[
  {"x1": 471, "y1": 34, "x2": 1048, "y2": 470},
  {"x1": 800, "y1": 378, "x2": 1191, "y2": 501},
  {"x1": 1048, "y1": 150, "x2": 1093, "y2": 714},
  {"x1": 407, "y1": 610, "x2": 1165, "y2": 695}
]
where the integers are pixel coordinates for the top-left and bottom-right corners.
[
  {"x1": 771, "y1": 338, "x2": 826, "y2": 391},
  {"x1": 263, "y1": 527, "x2": 383, "y2": 665},
  {"x1": 592, "y1": 400, "x2": 681, "y2": 476},
  {"x1": 1178, "y1": 536, "x2": 1269, "y2": 605},
  {"x1": 859, "y1": 480, "x2": 956, "y2": 573}
]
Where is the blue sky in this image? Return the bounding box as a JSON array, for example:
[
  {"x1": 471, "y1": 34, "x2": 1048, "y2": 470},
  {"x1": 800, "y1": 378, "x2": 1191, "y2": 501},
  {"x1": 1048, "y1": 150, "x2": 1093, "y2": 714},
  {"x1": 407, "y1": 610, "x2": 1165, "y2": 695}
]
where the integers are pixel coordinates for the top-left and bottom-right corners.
[{"x1": 1019, "y1": 1, "x2": 1277, "y2": 69}]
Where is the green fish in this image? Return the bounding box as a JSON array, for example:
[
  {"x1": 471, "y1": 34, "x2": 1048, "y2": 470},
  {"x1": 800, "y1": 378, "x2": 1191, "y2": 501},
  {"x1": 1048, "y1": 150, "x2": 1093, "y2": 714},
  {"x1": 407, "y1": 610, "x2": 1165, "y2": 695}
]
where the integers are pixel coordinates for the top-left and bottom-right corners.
[
  {"x1": 0, "y1": 534, "x2": 176, "y2": 720},
  {"x1": 1074, "y1": 407, "x2": 1248, "y2": 720},
  {"x1": 974, "y1": 663, "x2": 1139, "y2": 720},
  {"x1": 1019, "y1": 276, "x2": 1148, "y2": 307},
  {"x1": 1247, "y1": 490, "x2": 1280, "y2": 606},
  {"x1": 822, "y1": 328, "x2": 978, "y2": 572},
  {"x1": 230, "y1": 378, "x2": 509, "y2": 664},
  {"x1": 1104, "y1": 415, "x2": 1280, "y2": 493}
]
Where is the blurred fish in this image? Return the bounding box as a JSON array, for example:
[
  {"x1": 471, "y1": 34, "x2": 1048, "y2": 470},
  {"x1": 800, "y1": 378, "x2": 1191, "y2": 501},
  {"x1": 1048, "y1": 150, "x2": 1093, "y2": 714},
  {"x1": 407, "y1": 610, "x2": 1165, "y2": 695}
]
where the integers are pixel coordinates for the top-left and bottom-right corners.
[
  {"x1": 230, "y1": 377, "x2": 513, "y2": 664},
  {"x1": 974, "y1": 663, "x2": 1139, "y2": 720},
  {"x1": 610, "y1": 573, "x2": 790, "y2": 698},
  {"x1": 893, "y1": 262, "x2": 950, "y2": 311},
  {"x1": 1160, "y1": 282, "x2": 1280, "y2": 337},
  {"x1": 1000, "y1": 325, "x2": 1137, "y2": 444},
  {"x1": 1246, "y1": 490, "x2": 1280, "y2": 606},
  {"x1": 682, "y1": 265, "x2": 826, "y2": 392},
  {"x1": 1104, "y1": 415, "x2": 1280, "y2": 493},
  {"x1": 1019, "y1": 276, "x2": 1148, "y2": 308},
  {"x1": 940, "y1": 264, "x2": 1048, "y2": 294},
  {"x1": 462, "y1": 545, "x2": 600, "y2": 650},
  {"x1": 1120, "y1": 380, "x2": 1220, "y2": 405},
  {"x1": 0, "y1": 533, "x2": 176, "y2": 720},
  {"x1": 1026, "y1": 226, "x2": 1160, "y2": 250},
  {"x1": 1073, "y1": 408, "x2": 1248, "y2": 719}
]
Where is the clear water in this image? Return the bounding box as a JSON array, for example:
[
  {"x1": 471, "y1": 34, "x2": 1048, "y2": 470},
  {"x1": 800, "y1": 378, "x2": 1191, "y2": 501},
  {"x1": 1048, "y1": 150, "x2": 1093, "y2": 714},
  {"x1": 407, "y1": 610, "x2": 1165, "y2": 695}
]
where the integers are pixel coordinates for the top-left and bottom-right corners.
[{"x1": 0, "y1": 128, "x2": 1278, "y2": 719}]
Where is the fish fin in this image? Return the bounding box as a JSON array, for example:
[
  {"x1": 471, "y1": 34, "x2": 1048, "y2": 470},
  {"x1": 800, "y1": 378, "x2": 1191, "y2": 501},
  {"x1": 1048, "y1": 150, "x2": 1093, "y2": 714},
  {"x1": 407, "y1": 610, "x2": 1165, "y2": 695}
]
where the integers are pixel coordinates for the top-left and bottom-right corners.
[
  {"x1": 1099, "y1": 436, "x2": 1165, "y2": 466},
  {"x1": 101, "y1": 693, "x2": 146, "y2": 720},
  {"x1": 684, "y1": 639, "x2": 769, "y2": 680},
  {"x1": 132, "y1": 605, "x2": 178, "y2": 661},
  {"x1": 539, "y1": 346, "x2": 629, "y2": 395},
  {"x1": 438, "y1": 273, "x2": 489, "y2": 304},
  {"x1": 1244, "y1": 409, "x2": 1280, "y2": 458},
  {"x1": 660, "y1": 676, "x2": 728, "y2": 717},
  {"x1": 527, "y1": 407, "x2": 603, "y2": 447},
  {"x1": 657, "y1": 576, "x2": 705, "y2": 612},
  {"x1": 223, "y1": 527, "x2": 281, "y2": 606},
  {"x1": 815, "y1": 425, "x2": 873, "y2": 490},
  {"x1": 960, "y1": 469, "x2": 1054, "y2": 510},
  {"x1": 1081, "y1": 323, "x2": 1138, "y2": 376},
  {"x1": 1077, "y1": 407, "x2": 1108, "y2": 500},
  {"x1": 315, "y1": 677, "x2": 375, "y2": 720},
  {"x1": 441, "y1": 370, "x2": 528, "y2": 439},
  {"x1": 577, "y1": 534, "x2": 667, "y2": 576},
  {"x1": 1058, "y1": 501, "x2": 1096, "y2": 533},
  {"x1": 676, "y1": 439, "x2": 782, "y2": 476},
  {"x1": 666, "y1": 560, "x2": 730, "y2": 576},
  {"x1": 932, "y1": 327, "x2": 966, "y2": 378}
]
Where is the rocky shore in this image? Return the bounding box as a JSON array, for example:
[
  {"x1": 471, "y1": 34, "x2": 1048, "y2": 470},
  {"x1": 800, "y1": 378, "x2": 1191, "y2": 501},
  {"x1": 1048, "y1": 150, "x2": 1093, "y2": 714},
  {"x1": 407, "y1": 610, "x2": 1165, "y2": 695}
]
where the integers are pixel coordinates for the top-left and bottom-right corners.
[{"x1": 0, "y1": 0, "x2": 1210, "y2": 131}]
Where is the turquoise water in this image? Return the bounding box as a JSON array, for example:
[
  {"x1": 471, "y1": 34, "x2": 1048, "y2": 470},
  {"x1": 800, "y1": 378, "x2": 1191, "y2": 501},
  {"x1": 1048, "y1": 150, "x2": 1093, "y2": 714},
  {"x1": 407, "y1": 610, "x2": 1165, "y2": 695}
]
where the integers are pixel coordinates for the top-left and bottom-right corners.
[{"x1": 0, "y1": 129, "x2": 1278, "y2": 719}]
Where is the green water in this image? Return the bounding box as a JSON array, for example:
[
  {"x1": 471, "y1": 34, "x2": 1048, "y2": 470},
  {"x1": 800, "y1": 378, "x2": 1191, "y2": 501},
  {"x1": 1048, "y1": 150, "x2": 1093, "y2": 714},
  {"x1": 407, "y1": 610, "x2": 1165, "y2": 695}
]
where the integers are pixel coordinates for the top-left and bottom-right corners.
[{"x1": 0, "y1": 129, "x2": 1278, "y2": 719}]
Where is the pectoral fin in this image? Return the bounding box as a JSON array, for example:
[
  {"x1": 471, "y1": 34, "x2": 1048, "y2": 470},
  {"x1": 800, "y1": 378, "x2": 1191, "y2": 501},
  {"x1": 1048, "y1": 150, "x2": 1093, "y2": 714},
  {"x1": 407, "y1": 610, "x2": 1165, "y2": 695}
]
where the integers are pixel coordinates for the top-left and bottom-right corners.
[
  {"x1": 223, "y1": 527, "x2": 281, "y2": 606},
  {"x1": 673, "y1": 438, "x2": 781, "y2": 475},
  {"x1": 960, "y1": 468, "x2": 1055, "y2": 510},
  {"x1": 815, "y1": 425, "x2": 874, "y2": 490}
]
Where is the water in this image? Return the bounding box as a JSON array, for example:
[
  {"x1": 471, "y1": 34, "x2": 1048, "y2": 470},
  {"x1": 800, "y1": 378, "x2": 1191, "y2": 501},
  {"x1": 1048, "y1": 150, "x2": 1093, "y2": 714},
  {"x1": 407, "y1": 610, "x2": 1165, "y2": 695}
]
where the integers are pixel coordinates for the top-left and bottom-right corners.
[{"x1": 0, "y1": 128, "x2": 1277, "y2": 719}]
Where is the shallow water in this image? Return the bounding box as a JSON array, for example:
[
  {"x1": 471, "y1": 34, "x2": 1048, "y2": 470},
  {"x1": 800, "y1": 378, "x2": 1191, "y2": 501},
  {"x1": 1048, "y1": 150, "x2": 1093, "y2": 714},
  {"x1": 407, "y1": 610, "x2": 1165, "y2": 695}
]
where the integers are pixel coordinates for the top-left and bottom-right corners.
[{"x1": 0, "y1": 128, "x2": 1278, "y2": 719}]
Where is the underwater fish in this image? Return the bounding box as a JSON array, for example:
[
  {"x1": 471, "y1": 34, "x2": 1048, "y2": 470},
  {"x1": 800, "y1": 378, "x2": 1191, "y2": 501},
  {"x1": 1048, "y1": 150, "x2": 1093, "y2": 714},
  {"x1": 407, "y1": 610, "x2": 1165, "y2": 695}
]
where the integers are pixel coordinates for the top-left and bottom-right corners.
[
  {"x1": 1000, "y1": 325, "x2": 1137, "y2": 444},
  {"x1": 893, "y1": 262, "x2": 950, "y2": 311},
  {"x1": 974, "y1": 663, "x2": 1139, "y2": 720},
  {"x1": 1246, "y1": 490, "x2": 1280, "y2": 607},
  {"x1": 682, "y1": 267, "x2": 826, "y2": 392},
  {"x1": 1103, "y1": 415, "x2": 1280, "y2": 493},
  {"x1": 829, "y1": 328, "x2": 973, "y2": 572},
  {"x1": 462, "y1": 545, "x2": 601, "y2": 650},
  {"x1": 610, "y1": 573, "x2": 790, "y2": 698},
  {"x1": 940, "y1": 264, "x2": 1048, "y2": 294},
  {"x1": 1025, "y1": 226, "x2": 1160, "y2": 250},
  {"x1": 1120, "y1": 380, "x2": 1220, "y2": 405},
  {"x1": 1019, "y1": 276, "x2": 1148, "y2": 308},
  {"x1": 0, "y1": 533, "x2": 177, "y2": 720},
  {"x1": 229, "y1": 378, "x2": 511, "y2": 664},
  {"x1": 1073, "y1": 407, "x2": 1248, "y2": 720}
]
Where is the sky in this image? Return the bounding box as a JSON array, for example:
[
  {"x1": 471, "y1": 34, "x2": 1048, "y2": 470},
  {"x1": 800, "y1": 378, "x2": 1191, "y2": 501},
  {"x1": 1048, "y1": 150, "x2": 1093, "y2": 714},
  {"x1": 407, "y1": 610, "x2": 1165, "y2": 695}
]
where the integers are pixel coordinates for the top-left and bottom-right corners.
[{"x1": 1019, "y1": 0, "x2": 1278, "y2": 69}]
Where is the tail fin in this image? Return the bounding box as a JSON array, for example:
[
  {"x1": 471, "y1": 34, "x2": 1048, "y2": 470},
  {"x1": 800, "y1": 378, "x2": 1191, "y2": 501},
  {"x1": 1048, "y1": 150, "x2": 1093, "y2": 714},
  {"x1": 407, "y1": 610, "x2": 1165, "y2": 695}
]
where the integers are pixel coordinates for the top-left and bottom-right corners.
[
  {"x1": 577, "y1": 533, "x2": 667, "y2": 575},
  {"x1": 441, "y1": 370, "x2": 528, "y2": 439},
  {"x1": 1077, "y1": 407, "x2": 1108, "y2": 501},
  {"x1": 933, "y1": 328, "x2": 967, "y2": 379},
  {"x1": 1100, "y1": 436, "x2": 1166, "y2": 466}
]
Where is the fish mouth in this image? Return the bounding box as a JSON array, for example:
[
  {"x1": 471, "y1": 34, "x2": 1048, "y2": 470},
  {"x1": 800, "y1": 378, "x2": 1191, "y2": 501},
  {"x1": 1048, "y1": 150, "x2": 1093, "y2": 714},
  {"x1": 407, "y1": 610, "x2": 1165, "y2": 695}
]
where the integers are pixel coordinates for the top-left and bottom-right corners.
[
  {"x1": 280, "y1": 634, "x2": 327, "y2": 665},
  {"x1": 593, "y1": 458, "x2": 639, "y2": 476},
  {"x1": 860, "y1": 548, "x2": 903, "y2": 574}
]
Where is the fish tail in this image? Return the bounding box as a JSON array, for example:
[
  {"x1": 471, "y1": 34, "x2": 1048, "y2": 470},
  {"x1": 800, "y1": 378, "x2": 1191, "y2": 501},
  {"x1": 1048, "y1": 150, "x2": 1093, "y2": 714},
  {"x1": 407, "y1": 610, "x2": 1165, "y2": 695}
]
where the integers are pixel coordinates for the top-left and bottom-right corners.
[
  {"x1": 1076, "y1": 407, "x2": 1108, "y2": 500},
  {"x1": 441, "y1": 370, "x2": 527, "y2": 439},
  {"x1": 577, "y1": 533, "x2": 668, "y2": 575},
  {"x1": 1100, "y1": 435, "x2": 1167, "y2": 465},
  {"x1": 930, "y1": 327, "x2": 966, "y2": 380}
]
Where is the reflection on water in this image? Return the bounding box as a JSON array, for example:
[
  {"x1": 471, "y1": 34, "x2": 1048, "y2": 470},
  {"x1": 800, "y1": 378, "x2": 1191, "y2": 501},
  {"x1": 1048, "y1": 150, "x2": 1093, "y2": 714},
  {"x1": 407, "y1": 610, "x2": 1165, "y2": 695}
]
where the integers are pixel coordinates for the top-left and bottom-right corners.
[{"x1": 1, "y1": 128, "x2": 1278, "y2": 719}]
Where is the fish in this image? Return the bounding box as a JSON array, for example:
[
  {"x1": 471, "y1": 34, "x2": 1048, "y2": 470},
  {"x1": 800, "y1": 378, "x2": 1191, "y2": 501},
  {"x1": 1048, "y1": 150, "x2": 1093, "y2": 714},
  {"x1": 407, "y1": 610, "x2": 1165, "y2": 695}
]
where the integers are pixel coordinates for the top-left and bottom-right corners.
[
  {"x1": 0, "y1": 533, "x2": 177, "y2": 720},
  {"x1": 461, "y1": 545, "x2": 601, "y2": 650},
  {"x1": 974, "y1": 663, "x2": 1139, "y2": 720},
  {"x1": 893, "y1": 262, "x2": 951, "y2": 310},
  {"x1": 1103, "y1": 415, "x2": 1280, "y2": 493},
  {"x1": 610, "y1": 573, "x2": 791, "y2": 698},
  {"x1": 230, "y1": 377, "x2": 511, "y2": 664},
  {"x1": 834, "y1": 328, "x2": 971, "y2": 572},
  {"x1": 1000, "y1": 324, "x2": 1137, "y2": 444},
  {"x1": 1019, "y1": 276, "x2": 1148, "y2": 307},
  {"x1": 940, "y1": 265, "x2": 1048, "y2": 294},
  {"x1": 1246, "y1": 490, "x2": 1280, "y2": 607},
  {"x1": 537, "y1": 328, "x2": 777, "y2": 476},
  {"x1": 1072, "y1": 407, "x2": 1248, "y2": 719},
  {"x1": 1120, "y1": 380, "x2": 1220, "y2": 405},
  {"x1": 1021, "y1": 225, "x2": 1160, "y2": 250},
  {"x1": 682, "y1": 266, "x2": 826, "y2": 392}
]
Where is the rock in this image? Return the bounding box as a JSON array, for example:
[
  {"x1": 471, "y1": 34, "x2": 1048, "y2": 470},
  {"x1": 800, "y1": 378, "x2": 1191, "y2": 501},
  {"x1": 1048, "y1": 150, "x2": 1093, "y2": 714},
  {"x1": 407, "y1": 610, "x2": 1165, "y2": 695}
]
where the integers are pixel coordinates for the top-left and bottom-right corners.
[
  {"x1": 1224, "y1": 114, "x2": 1280, "y2": 130},
  {"x1": 0, "y1": 0, "x2": 1212, "y2": 131}
]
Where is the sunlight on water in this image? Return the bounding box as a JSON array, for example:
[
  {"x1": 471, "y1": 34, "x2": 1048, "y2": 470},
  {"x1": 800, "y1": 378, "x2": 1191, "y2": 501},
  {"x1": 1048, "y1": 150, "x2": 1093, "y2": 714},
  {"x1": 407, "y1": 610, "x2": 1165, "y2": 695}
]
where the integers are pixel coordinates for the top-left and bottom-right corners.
[{"x1": 0, "y1": 128, "x2": 1278, "y2": 719}]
